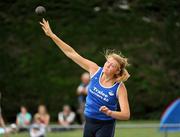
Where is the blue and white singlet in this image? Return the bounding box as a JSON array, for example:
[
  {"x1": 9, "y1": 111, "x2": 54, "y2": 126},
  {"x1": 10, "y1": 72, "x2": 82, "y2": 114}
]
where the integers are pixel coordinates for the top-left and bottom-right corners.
[{"x1": 84, "y1": 67, "x2": 122, "y2": 120}]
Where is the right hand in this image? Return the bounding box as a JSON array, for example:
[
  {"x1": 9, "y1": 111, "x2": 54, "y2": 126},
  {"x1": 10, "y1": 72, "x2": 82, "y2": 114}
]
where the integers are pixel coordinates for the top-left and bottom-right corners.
[
  {"x1": 99, "y1": 106, "x2": 112, "y2": 116},
  {"x1": 40, "y1": 18, "x2": 54, "y2": 37}
]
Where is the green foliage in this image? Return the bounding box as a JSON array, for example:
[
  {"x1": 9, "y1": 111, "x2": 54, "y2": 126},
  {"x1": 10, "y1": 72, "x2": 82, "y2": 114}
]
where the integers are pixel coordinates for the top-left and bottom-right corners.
[
  {"x1": 9, "y1": 125, "x2": 180, "y2": 137},
  {"x1": 0, "y1": 0, "x2": 180, "y2": 122}
]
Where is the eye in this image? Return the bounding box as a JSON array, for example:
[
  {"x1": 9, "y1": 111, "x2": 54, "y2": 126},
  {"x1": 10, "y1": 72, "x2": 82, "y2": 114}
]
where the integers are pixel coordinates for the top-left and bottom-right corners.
[
  {"x1": 106, "y1": 60, "x2": 110, "y2": 64},
  {"x1": 110, "y1": 64, "x2": 116, "y2": 68}
]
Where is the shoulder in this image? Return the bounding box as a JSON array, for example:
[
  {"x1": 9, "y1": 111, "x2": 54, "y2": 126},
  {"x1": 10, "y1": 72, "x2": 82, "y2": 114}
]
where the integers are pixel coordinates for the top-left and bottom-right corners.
[
  {"x1": 117, "y1": 83, "x2": 128, "y2": 97},
  {"x1": 71, "y1": 112, "x2": 75, "y2": 116},
  {"x1": 58, "y1": 112, "x2": 63, "y2": 116},
  {"x1": 27, "y1": 113, "x2": 32, "y2": 116},
  {"x1": 35, "y1": 113, "x2": 40, "y2": 117},
  {"x1": 90, "y1": 66, "x2": 102, "y2": 78},
  {"x1": 90, "y1": 66, "x2": 101, "y2": 77},
  {"x1": 119, "y1": 83, "x2": 126, "y2": 91},
  {"x1": 17, "y1": 113, "x2": 21, "y2": 117}
]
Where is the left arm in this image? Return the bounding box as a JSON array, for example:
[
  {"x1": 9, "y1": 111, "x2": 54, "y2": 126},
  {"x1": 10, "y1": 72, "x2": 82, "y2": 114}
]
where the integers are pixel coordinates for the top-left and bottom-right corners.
[
  {"x1": 44, "y1": 114, "x2": 50, "y2": 125},
  {"x1": 99, "y1": 83, "x2": 130, "y2": 120},
  {"x1": 0, "y1": 115, "x2": 5, "y2": 127}
]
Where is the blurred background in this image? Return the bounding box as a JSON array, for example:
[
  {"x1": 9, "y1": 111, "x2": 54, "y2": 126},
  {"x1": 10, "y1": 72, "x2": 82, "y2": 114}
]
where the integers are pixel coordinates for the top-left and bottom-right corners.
[{"x1": 0, "y1": 0, "x2": 180, "y2": 137}]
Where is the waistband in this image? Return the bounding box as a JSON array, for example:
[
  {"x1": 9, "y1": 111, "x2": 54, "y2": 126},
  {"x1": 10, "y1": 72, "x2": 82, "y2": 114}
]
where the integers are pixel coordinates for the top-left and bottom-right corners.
[{"x1": 85, "y1": 116, "x2": 115, "y2": 124}]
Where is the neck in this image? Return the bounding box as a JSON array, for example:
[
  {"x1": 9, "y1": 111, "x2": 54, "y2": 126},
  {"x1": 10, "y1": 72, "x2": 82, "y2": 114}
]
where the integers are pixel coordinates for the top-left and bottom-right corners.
[{"x1": 103, "y1": 73, "x2": 114, "y2": 82}]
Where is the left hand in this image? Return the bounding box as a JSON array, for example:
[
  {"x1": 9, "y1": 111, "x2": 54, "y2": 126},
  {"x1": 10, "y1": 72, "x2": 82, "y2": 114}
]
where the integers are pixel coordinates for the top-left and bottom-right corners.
[
  {"x1": 40, "y1": 18, "x2": 54, "y2": 37},
  {"x1": 99, "y1": 106, "x2": 112, "y2": 116}
]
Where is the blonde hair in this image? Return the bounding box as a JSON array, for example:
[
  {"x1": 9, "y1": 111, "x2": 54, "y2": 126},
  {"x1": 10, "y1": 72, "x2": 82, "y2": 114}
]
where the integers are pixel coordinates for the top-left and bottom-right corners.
[
  {"x1": 34, "y1": 114, "x2": 41, "y2": 121},
  {"x1": 104, "y1": 49, "x2": 130, "y2": 82}
]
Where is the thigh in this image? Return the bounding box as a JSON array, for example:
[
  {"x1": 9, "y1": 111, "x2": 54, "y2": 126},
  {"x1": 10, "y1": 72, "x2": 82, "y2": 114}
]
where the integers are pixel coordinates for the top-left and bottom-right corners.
[
  {"x1": 83, "y1": 122, "x2": 96, "y2": 137},
  {"x1": 96, "y1": 123, "x2": 116, "y2": 137}
]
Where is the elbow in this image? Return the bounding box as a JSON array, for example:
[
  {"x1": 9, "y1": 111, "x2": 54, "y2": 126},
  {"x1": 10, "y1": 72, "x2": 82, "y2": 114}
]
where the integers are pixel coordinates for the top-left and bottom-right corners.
[
  {"x1": 124, "y1": 113, "x2": 130, "y2": 120},
  {"x1": 65, "y1": 48, "x2": 76, "y2": 58},
  {"x1": 120, "y1": 112, "x2": 130, "y2": 120},
  {"x1": 66, "y1": 52, "x2": 73, "y2": 58}
]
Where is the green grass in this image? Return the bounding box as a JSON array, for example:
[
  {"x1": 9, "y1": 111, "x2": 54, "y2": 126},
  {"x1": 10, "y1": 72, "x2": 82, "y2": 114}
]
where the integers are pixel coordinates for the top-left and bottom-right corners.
[{"x1": 10, "y1": 128, "x2": 180, "y2": 137}]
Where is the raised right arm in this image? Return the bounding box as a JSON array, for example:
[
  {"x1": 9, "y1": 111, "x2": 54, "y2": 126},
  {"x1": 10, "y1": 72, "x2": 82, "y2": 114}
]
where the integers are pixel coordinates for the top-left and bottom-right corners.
[{"x1": 40, "y1": 19, "x2": 98, "y2": 75}]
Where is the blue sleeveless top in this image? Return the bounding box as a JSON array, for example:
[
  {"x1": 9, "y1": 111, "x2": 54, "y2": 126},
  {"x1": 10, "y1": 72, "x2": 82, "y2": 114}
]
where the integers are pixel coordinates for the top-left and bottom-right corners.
[{"x1": 84, "y1": 67, "x2": 121, "y2": 120}]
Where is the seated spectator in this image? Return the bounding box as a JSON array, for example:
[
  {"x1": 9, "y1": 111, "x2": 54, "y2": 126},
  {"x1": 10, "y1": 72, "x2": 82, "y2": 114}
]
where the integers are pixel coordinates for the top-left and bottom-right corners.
[
  {"x1": 58, "y1": 105, "x2": 75, "y2": 127},
  {"x1": 29, "y1": 114, "x2": 46, "y2": 137},
  {"x1": 0, "y1": 114, "x2": 17, "y2": 136},
  {"x1": 76, "y1": 72, "x2": 90, "y2": 124},
  {"x1": 35, "y1": 105, "x2": 50, "y2": 126},
  {"x1": 0, "y1": 114, "x2": 6, "y2": 135},
  {"x1": 1, "y1": 107, "x2": 17, "y2": 136},
  {"x1": 0, "y1": 123, "x2": 17, "y2": 135},
  {"x1": 16, "y1": 106, "x2": 32, "y2": 131}
]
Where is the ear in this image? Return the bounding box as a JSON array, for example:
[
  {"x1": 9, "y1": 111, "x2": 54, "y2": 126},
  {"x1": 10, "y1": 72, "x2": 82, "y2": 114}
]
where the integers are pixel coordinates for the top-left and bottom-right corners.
[{"x1": 116, "y1": 69, "x2": 121, "y2": 75}]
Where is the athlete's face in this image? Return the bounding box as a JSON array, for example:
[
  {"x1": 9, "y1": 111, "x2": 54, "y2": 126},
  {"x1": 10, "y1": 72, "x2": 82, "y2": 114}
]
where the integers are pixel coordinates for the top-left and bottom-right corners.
[{"x1": 103, "y1": 57, "x2": 120, "y2": 76}]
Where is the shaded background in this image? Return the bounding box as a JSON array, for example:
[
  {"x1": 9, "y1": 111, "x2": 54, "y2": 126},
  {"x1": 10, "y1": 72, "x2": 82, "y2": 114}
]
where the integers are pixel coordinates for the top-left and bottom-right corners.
[{"x1": 0, "y1": 0, "x2": 180, "y2": 122}]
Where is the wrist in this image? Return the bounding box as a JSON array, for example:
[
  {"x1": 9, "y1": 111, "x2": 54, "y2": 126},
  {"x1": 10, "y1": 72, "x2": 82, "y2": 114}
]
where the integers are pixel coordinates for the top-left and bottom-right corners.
[
  {"x1": 50, "y1": 33, "x2": 56, "y2": 39},
  {"x1": 107, "y1": 110, "x2": 112, "y2": 116}
]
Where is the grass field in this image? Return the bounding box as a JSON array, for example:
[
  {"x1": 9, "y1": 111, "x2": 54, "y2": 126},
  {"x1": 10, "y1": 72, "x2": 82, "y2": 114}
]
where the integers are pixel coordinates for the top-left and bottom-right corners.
[{"x1": 9, "y1": 123, "x2": 180, "y2": 137}]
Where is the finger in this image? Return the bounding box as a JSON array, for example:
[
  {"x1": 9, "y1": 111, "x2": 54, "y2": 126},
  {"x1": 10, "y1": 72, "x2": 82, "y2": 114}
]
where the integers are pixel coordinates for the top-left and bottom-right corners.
[
  {"x1": 42, "y1": 27, "x2": 47, "y2": 32},
  {"x1": 41, "y1": 26, "x2": 46, "y2": 30},
  {"x1": 99, "y1": 106, "x2": 106, "y2": 111},
  {"x1": 39, "y1": 22, "x2": 45, "y2": 26},
  {"x1": 42, "y1": 27, "x2": 47, "y2": 33},
  {"x1": 103, "y1": 107, "x2": 108, "y2": 110},
  {"x1": 43, "y1": 18, "x2": 47, "y2": 25},
  {"x1": 44, "y1": 19, "x2": 48, "y2": 26},
  {"x1": 47, "y1": 21, "x2": 50, "y2": 27},
  {"x1": 47, "y1": 20, "x2": 49, "y2": 25},
  {"x1": 102, "y1": 108, "x2": 108, "y2": 112},
  {"x1": 99, "y1": 106, "x2": 104, "y2": 111},
  {"x1": 43, "y1": 18, "x2": 46, "y2": 23},
  {"x1": 99, "y1": 107, "x2": 102, "y2": 111}
]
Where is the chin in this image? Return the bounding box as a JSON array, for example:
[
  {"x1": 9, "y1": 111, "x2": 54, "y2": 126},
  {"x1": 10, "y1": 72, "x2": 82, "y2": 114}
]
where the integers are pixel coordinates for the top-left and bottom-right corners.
[{"x1": 103, "y1": 68, "x2": 110, "y2": 75}]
